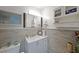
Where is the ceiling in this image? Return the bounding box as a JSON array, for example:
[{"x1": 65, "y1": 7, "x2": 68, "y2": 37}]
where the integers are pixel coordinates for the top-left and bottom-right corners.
[{"x1": 26, "y1": 6, "x2": 56, "y2": 11}]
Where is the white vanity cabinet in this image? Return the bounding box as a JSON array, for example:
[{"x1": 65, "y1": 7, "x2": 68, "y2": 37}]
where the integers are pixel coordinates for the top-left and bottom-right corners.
[{"x1": 25, "y1": 36, "x2": 48, "y2": 53}]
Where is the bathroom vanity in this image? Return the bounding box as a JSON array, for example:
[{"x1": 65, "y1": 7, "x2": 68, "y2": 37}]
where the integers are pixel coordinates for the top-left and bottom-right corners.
[{"x1": 25, "y1": 35, "x2": 48, "y2": 53}]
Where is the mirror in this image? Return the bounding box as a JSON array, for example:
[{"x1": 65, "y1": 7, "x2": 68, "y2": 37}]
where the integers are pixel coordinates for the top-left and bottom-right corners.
[{"x1": 26, "y1": 14, "x2": 41, "y2": 28}]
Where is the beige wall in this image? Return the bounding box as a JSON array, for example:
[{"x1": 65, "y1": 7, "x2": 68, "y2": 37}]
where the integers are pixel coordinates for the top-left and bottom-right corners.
[
  {"x1": 0, "y1": 28, "x2": 74, "y2": 53},
  {"x1": 0, "y1": 28, "x2": 38, "y2": 48},
  {"x1": 0, "y1": 29, "x2": 25, "y2": 48},
  {"x1": 47, "y1": 29, "x2": 74, "y2": 53}
]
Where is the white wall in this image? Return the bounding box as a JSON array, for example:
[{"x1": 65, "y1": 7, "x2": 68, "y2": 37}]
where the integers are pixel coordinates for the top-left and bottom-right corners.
[
  {"x1": 40, "y1": 6, "x2": 57, "y2": 29},
  {"x1": 0, "y1": 6, "x2": 26, "y2": 14},
  {"x1": 26, "y1": 6, "x2": 41, "y2": 16}
]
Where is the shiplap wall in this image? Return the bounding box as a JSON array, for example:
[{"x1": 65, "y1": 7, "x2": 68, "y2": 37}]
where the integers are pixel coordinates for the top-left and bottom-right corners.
[{"x1": 47, "y1": 29, "x2": 74, "y2": 53}]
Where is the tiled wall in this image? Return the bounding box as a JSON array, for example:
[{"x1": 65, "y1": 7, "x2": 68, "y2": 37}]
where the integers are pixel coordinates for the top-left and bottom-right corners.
[
  {"x1": 0, "y1": 28, "x2": 37, "y2": 48},
  {"x1": 47, "y1": 29, "x2": 74, "y2": 53},
  {"x1": 0, "y1": 28, "x2": 74, "y2": 53}
]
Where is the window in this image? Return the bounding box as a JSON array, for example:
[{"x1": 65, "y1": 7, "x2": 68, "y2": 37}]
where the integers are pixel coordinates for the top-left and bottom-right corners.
[{"x1": 0, "y1": 10, "x2": 21, "y2": 25}]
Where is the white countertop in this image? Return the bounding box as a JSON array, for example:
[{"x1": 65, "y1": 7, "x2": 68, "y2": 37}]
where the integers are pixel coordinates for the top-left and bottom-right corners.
[{"x1": 25, "y1": 35, "x2": 48, "y2": 43}]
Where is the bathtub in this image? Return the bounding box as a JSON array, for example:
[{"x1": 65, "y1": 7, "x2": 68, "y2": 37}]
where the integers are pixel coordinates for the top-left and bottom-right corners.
[{"x1": 0, "y1": 43, "x2": 20, "y2": 53}]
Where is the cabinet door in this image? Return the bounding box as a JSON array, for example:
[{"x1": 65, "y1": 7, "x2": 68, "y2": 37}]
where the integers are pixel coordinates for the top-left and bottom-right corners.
[
  {"x1": 27, "y1": 38, "x2": 48, "y2": 53},
  {"x1": 27, "y1": 41, "x2": 41, "y2": 53},
  {"x1": 38, "y1": 38, "x2": 48, "y2": 53}
]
